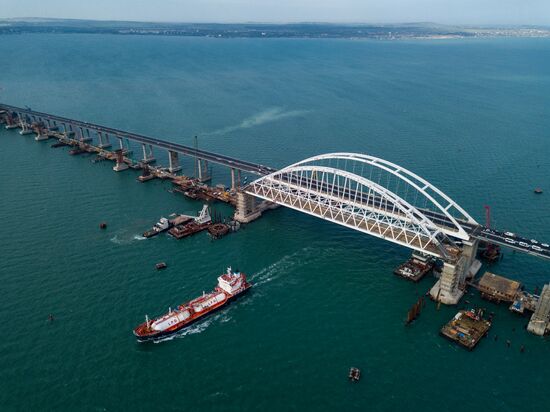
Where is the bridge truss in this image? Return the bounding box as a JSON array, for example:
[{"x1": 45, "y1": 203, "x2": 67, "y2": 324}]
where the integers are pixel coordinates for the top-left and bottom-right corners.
[{"x1": 245, "y1": 153, "x2": 478, "y2": 259}]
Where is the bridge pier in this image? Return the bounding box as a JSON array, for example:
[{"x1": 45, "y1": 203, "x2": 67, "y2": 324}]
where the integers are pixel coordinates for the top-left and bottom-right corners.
[
  {"x1": 98, "y1": 132, "x2": 111, "y2": 148},
  {"x1": 168, "y1": 150, "x2": 181, "y2": 173},
  {"x1": 141, "y1": 144, "x2": 156, "y2": 164},
  {"x1": 430, "y1": 240, "x2": 480, "y2": 305},
  {"x1": 430, "y1": 260, "x2": 465, "y2": 305},
  {"x1": 230, "y1": 168, "x2": 242, "y2": 190},
  {"x1": 527, "y1": 284, "x2": 550, "y2": 336},
  {"x1": 113, "y1": 149, "x2": 129, "y2": 172},
  {"x1": 197, "y1": 159, "x2": 210, "y2": 182},
  {"x1": 234, "y1": 192, "x2": 262, "y2": 223},
  {"x1": 462, "y1": 239, "x2": 481, "y2": 279},
  {"x1": 34, "y1": 125, "x2": 49, "y2": 141},
  {"x1": 19, "y1": 114, "x2": 33, "y2": 135},
  {"x1": 4, "y1": 112, "x2": 18, "y2": 129}
]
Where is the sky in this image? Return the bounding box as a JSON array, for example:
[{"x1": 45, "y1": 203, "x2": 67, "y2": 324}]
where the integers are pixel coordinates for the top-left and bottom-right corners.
[{"x1": 1, "y1": 0, "x2": 550, "y2": 25}]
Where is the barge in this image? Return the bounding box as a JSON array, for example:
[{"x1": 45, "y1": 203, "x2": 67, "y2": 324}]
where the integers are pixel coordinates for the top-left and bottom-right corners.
[
  {"x1": 143, "y1": 214, "x2": 193, "y2": 238},
  {"x1": 440, "y1": 309, "x2": 491, "y2": 350},
  {"x1": 394, "y1": 253, "x2": 433, "y2": 282},
  {"x1": 168, "y1": 205, "x2": 212, "y2": 239}
]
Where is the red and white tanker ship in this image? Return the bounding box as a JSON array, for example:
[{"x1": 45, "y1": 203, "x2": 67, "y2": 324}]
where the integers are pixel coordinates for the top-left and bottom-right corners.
[{"x1": 133, "y1": 267, "x2": 251, "y2": 342}]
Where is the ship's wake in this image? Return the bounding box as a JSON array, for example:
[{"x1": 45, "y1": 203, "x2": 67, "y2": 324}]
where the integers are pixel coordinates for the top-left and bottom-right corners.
[
  {"x1": 109, "y1": 233, "x2": 147, "y2": 245},
  {"x1": 205, "y1": 107, "x2": 309, "y2": 136},
  {"x1": 152, "y1": 312, "x2": 232, "y2": 344},
  {"x1": 250, "y1": 246, "x2": 316, "y2": 287}
]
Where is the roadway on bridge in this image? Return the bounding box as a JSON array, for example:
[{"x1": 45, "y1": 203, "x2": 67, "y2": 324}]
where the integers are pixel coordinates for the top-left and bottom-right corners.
[
  {"x1": 0, "y1": 104, "x2": 276, "y2": 176},
  {"x1": 249, "y1": 173, "x2": 550, "y2": 260},
  {"x1": 3, "y1": 103, "x2": 548, "y2": 260}
]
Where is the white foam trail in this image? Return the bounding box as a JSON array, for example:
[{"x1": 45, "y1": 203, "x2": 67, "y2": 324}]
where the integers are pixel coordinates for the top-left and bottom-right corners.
[
  {"x1": 109, "y1": 233, "x2": 146, "y2": 245},
  {"x1": 153, "y1": 315, "x2": 218, "y2": 343},
  {"x1": 206, "y1": 107, "x2": 309, "y2": 136},
  {"x1": 250, "y1": 246, "x2": 315, "y2": 287}
]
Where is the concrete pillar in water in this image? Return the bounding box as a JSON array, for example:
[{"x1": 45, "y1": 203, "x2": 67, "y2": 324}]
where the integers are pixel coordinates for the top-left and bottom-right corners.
[
  {"x1": 430, "y1": 255, "x2": 468, "y2": 305},
  {"x1": 34, "y1": 117, "x2": 48, "y2": 141},
  {"x1": 19, "y1": 113, "x2": 33, "y2": 135},
  {"x1": 197, "y1": 158, "x2": 203, "y2": 181},
  {"x1": 234, "y1": 191, "x2": 261, "y2": 223},
  {"x1": 97, "y1": 131, "x2": 104, "y2": 147},
  {"x1": 168, "y1": 150, "x2": 181, "y2": 173},
  {"x1": 141, "y1": 143, "x2": 155, "y2": 164},
  {"x1": 82, "y1": 128, "x2": 92, "y2": 142},
  {"x1": 462, "y1": 239, "x2": 481, "y2": 280},
  {"x1": 100, "y1": 132, "x2": 111, "y2": 148},
  {"x1": 528, "y1": 284, "x2": 550, "y2": 336},
  {"x1": 113, "y1": 149, "x2": 129, "y2": 172},
  {"x1": 231, "y1": 168, "x2": 236, "y2": 190}
]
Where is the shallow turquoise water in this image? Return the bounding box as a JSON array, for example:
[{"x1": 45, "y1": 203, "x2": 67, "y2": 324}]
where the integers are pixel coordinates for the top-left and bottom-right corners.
[{"x1": 0, "y1": 34, "x2": 549, "y2": 411}]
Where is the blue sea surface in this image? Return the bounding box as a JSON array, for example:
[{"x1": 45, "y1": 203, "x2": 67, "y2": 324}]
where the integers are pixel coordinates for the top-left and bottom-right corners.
[{"x1": 0, "y1": 34, "x2": 549, "y2": 411}]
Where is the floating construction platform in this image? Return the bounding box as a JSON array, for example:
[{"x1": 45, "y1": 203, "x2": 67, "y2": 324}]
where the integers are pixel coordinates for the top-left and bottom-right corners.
[
  {"x1": 476, "y1": 272, "x2": 521, "y2": 304},
  {"x1": 394, "y1": 253, "x2": 434, "y2": 282},
  {"x1": 440, "y1": 309, "x2": 491, "y2": 350},
  {"x1": 172, "y1": 177, "x2": 237, "y2": 206},
  {"x1": 509, "y1": 290, "x2": 538, "y2": 315}
]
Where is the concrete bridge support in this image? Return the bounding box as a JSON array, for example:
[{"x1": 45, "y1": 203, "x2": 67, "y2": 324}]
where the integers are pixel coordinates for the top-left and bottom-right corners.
[
  {"x1": 197, "y1": 159, "x2": 210, "y2": 182},
  {"x1": 141, "y1": 144, "x2": 156, "y2": 164},
  {"x1": 234, "y1": 191, "x2": 261, "y2": 223},
  {"x1": 34, "y1": 127, "x2": 49, "y2": 141},
  {"x1": 19, "y1": 113, "x2": 33, "y2": 135},
  {"x1": 168, "y1": 150, "x2": 181, "y2": 173},
  {"x1": 98, "y1": 132, "x2": 111, "y2": 148},
  {"x1": 528, "y1": 284, "x2": 550, "y2": 336},
  {"x1": 113, "y1": 149, "x2": 129, "y2": 172},
  {"x1": 430, "y1": 258, "x2": 466, "y2": 305},
  {"x1": 4, "y1": 112, "x2": 18, "y2": 129},
  {"x1": 429, "y1": 239, "x2": 480, "y2": 305},
  {"x1": 462, "y1": 239, "x2": 481, "y2": 279},
  {"x1": 230, "y1": 168, "x2": 242, "y2": 190}
]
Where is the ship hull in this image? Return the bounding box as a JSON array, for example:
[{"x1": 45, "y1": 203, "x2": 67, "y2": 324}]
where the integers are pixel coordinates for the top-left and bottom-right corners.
[{"x1": 134, "y1": 285, "x2": 251, "y2": 342}]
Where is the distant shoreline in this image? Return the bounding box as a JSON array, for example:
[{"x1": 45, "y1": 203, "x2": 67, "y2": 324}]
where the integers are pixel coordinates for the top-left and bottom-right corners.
[{"x1": 1, "y1": 20, "x2": 550, "y2": 39}]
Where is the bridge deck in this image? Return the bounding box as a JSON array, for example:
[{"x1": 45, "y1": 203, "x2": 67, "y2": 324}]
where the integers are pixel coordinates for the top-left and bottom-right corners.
[
  {"x1": 0, "y1": 104, "x2": 275, "y2": 175},
  {"x1": 2, "y1": 103, "x2": 548, "y2": 261}
]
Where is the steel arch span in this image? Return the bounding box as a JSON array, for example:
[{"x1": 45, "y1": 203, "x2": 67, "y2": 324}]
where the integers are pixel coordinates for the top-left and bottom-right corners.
[{"x1": 245, "y1": 153, "x2": 478, "y2": 259}]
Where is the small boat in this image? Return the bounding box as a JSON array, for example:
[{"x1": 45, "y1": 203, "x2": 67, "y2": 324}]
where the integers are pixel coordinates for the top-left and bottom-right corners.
[
  {"x1": 99, "y1": 222, "x2": 107, "y2": 229},
  {"x1": 534, "y1": 188, "x2": 543, "y2": 194},
  {"x1": 143, "y1": 217, "x2": 171, "y2": 238},
  {"x1": 156, "y1": 262, "x2": 167, "y2": 270},
  {"x1": 133, "y1": 267, "x2": 251, "y2": 342},
  {"x1": 348, "y1": 367, "x2": 361, "y2": 382}
]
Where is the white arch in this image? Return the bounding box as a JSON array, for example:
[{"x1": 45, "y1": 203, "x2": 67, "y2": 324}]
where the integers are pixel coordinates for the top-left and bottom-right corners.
[
  {"x1": 278, "y1": 152, "x2": 476, "y2": 241},
  {"x1": 247, "y1": 163, "x2": 453, "y2": 258}
]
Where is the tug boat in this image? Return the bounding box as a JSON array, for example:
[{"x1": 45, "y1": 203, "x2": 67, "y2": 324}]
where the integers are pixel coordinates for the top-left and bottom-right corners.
[
  {"x1": 143, "y1": 217, "x2": 171, "y2": 238},
  {"x1": 133, "y1": 267, "x2": 251, "y2": 342},
  {"x1": 143, "y1": 214, "x2": 193, "y2": 238}
]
